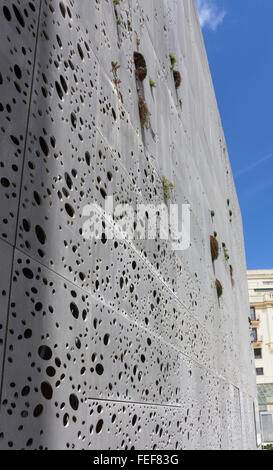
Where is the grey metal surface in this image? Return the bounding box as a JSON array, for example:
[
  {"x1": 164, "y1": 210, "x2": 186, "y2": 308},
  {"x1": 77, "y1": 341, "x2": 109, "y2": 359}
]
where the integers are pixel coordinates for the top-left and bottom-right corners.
[{"x1": 0, "y1": 0, "x2": 258, "y2": 449}]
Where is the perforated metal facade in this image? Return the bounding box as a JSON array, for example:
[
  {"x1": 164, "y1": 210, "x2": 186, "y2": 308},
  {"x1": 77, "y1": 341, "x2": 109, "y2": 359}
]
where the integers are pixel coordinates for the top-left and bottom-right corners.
[{"x1": 0, "y1": 0, "x2": 258, "y2": 449}]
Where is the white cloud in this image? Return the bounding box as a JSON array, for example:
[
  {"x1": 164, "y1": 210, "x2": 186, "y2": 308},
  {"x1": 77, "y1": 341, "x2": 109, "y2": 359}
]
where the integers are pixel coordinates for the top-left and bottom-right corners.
[{"x1": 196, "y1": 0, "x2": 226, "y2": 31}]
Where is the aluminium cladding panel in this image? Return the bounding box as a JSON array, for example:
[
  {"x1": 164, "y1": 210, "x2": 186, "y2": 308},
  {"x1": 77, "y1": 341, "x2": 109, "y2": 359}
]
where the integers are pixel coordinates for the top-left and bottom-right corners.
[
  {"x1": 0, "y1": 250, "x2": 229, "y2": 449},
  {"x1": 0, "y1": 1, "x2": 41, "y2": 244},
  {"x1": 0, "y1": 0, "x2": 258, "y2": 450},
  {"x1": 0, "y1": 250, "x2": 189, "y2": 448},
  {"x1": 0, "y1": 250, "x2": 92, "y2": 449},
  {"x1": 14, "y1": 1, "x2": 101, "y2": 289},
  {"x1": 0, "y1": 239, "x2": 13, "y2": 381}
]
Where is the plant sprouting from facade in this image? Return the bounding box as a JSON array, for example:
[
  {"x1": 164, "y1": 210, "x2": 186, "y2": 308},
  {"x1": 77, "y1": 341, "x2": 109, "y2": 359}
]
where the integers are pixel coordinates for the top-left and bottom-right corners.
[
  {"x1": 111, "y1": 61, "x2": 120, "y2": 73},
  {"x1": 169, "y1": 53, "x2": 177, "y2": 70},
  {"x1": 135, "y1": 32, "x2": 140, "y2": 46},
  {"x1": 162, "y1": 176, "x2": 175, "y2": 201}
]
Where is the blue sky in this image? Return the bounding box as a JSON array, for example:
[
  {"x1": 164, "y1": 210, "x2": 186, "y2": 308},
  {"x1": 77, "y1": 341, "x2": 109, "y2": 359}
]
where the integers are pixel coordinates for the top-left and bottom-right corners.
[{"x1": 197, "y1": 0, "x2": 273, "y2": 269}]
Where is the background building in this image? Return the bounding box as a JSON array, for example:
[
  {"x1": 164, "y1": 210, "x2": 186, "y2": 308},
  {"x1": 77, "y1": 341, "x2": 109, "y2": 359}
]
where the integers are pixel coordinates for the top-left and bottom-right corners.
[
  {"x1": 0, "y1": 0, "x2": 259, "y2": 449},
  {"x1": 248, "y1": 270, "x2": 273, "y2": 444}
]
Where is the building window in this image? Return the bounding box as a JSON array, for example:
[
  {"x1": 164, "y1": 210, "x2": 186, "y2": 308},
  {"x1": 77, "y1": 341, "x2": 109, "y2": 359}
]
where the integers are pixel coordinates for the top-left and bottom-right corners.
[
  {"x1": 254, "y1": 288, "x2": 273, "y2": 292},
  {"x1": 254, "y1": 348, "x2": 262, "y2": 359},
  {"x1": 252, "y1": 328, "x2": 258, "y2": 342},
  {"x1": 256, "y1": 368, "x2": 264, "y2": 376},
  {"x1": 250, "y1": 306, "x2": 256, "y2": 321}
]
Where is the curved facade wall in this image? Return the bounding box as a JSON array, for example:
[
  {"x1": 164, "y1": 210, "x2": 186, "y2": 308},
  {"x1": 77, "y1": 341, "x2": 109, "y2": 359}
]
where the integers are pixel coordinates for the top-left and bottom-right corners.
[{"x1": 0, "y1": 0, "x2": 258, "y2": 449}]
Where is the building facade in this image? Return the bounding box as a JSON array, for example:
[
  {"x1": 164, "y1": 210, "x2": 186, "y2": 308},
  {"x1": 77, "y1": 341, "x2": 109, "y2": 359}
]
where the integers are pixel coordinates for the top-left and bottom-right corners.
[
  {"x1": 248, "y1": 270, "x2": 273, "y2": 444},
  {"x1": 0, "y1": 0, "x2": 259, "y2": 449}
]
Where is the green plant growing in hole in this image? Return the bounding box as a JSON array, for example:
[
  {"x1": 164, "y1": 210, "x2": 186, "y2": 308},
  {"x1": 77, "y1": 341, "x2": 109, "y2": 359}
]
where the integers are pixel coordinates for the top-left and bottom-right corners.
[
  {"x1": 127, "y1": 19, "x2": 132, "y2": 31},
  {"x1": 169, "y1": 53, "x2": 177, "y2": 70},
  {"x1": 211, "y1": 210, "x2": 215, "y2": 218},
  {"x1": 162, "y1": 176, "x2": 175, "y2": 202},
  {"x1": 179, "y1": 98, "x2": 183, "y2": 109},
  {"x1": 113, "y1": 0, "x2": 122, "y2": 4},
  {"x1": 111, "y1": 61, "x2": 120, "y2": 73},
  {"x1": 210, "y1": 235, "x2": 219, "y2": 262},
  {"x1": 135, "y1": 33, "x2": 140, "y2": 46},
  {"x1": 111, "y1": 61, "x2": 121, "y2": 88},
  {"x1": 116, "y1": 16, "x2": 121, "y2": 25},
  {"x1": 215, "y1": 279, "x2": 223, "y2": 298},
  {"x1": 149, "y1": 78, "x2": 156, "y2": 88}
]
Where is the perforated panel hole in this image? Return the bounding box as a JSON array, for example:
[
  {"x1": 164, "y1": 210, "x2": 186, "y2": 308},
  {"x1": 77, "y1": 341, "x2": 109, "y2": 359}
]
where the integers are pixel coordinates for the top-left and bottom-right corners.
[
  {"x1": 65, "y1": 203, "x2": 75, "y2": 218},
  {"x1": 35, "y1": 225, "x2": 46, "y2": 245},
  {"x1": 65, "y1": 172, "x2": 73, "y2": 189},
  {"x1": 95, "y1": 364, "x2": 104, "y2": 375},
  {"x1": 12, "y1": 4, "x2": 25, "y2": 27},
  {"x1": 38, "y1": 345, "x2": 52, "y2": 361},
  {"x1": 41, "y1": 382, "x2": 53, "y2": 400},
  {"x1": 33, "y1": 404, "x2": 43, "y2": 417},
  {"x1": 85, "y1": 152, "x2": 91, "y2": 166},
  {"x1": 77, "y1": 43, "x2": 84, "y2": 60},
  {"x1": 23, "y1": 268, "x2": 34, "y2": 279},
  {"x1": 14, "y1": 64, "x2": 22, "y2": 79},
  {"x1": 60, "y1": 75, "x2": 67, "y2": 93},
  {"x1": 46, "y1": 367, "x2": 56, "y2": 377},
  {"x1": 59, "y1": 2, "x2": 66, "y2": 18},
  {"x1": 103, "y1": 334, "x2": 110, "y2": 346},
  {"x1": 63, "y1": 413, "x2": 69, "y2": 427},
  {"x1": 22, "y1": 219, "x2": 31, "y2": 232},
  {"x1": 39, "y1": 137, "x2": 49, "y2": 157},
  {"x1": 1, "y1": 177, "x2": 10, "y2": 188},
  {"x1": 69, "y1": 394, "x2": 79, "y2": 411},
  {"x1": 70, "y1": 302, "x2": 79, "y2": 319},
  {"x1": 55, "y1": 81, "x2": 63, "y2": 100},
  {"x1": 100, "y1": 188, "x2": 107, "y2": 199},
  {"x1": 70, "y1": 112, "x2": 77, "y2": 128},
  {"x1": 33, "y1": 191, "x2": 41, "y2": 205},
  {"x1": 3, "y1": 6, "x2": 11, "y2": 21},
  {"x1": 96, "y1": 419, "x2": 103, "y2": 434}
]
